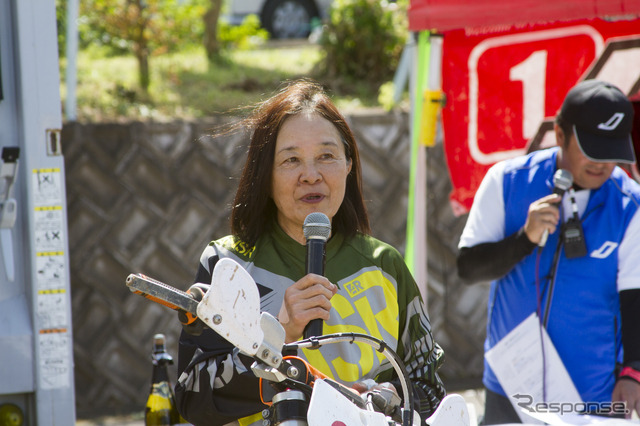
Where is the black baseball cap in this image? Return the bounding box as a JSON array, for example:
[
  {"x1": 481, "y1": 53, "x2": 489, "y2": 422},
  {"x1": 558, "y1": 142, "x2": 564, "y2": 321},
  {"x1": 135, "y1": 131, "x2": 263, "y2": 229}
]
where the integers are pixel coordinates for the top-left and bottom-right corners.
[{"x1": 559, "y1": 79, "x2": 636, "y2": 164}]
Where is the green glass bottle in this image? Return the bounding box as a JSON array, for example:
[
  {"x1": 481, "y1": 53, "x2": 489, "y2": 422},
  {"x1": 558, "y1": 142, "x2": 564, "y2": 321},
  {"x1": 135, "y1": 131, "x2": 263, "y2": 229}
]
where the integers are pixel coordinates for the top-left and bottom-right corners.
[{"x1": 145, "y1": 333, "x2": 183, "y2": 426}]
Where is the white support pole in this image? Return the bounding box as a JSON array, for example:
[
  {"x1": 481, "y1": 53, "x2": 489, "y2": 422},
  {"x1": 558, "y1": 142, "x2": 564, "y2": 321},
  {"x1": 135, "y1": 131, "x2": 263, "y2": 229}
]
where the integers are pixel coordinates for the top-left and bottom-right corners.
[{"x1": 65, "y1": 0, "x2": 79, "y2": 121}]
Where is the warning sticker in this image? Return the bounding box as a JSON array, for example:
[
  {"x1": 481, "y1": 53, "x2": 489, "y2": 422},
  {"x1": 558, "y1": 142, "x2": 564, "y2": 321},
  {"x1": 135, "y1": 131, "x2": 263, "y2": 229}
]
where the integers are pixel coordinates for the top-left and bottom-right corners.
[
  {"x1": 36, "y1": 251, "x2": 66, "y2": 291},
  {"x1": 37, "y1": 289, "x2": 69, "y2": 330},
  {"x1": 39, "y1": 330, "x2": 71, "y2": 390},
  {"x1": 32, "y1": 168, "x2": 63, "y2": 206},
  {"x1": 34, "y1": 206, "x2": 65, "y2": 252}
]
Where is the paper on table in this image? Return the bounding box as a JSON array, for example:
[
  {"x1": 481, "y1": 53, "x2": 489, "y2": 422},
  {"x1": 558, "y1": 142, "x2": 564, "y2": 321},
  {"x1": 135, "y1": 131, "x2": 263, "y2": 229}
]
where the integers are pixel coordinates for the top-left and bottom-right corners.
[{"x1": 486, "y1": 312, "x2": 582, "y2": 424}]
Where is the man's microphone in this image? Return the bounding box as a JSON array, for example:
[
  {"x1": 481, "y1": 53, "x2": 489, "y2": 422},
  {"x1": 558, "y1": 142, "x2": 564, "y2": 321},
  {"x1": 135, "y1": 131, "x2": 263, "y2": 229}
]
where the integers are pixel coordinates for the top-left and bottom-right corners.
[
  {"x1": 539, "y1": 169, "x2": 573, "y2": 247},
  {"x1": 302, "y1": 212, "x2": 331, "y2": 339}
]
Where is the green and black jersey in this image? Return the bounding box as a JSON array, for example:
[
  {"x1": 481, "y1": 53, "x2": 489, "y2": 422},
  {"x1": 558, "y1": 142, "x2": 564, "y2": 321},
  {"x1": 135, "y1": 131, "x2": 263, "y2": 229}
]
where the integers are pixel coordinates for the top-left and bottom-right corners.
[{"x1": 176, "y1": 223, "x2": 445, "y2": 426}]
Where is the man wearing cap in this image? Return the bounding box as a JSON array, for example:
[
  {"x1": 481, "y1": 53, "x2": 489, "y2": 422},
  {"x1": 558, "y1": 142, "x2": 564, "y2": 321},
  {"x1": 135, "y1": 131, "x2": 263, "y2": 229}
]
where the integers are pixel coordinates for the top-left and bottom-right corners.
[{"x1": 457, "y1": 79, "x2": 640, "y2": 424}]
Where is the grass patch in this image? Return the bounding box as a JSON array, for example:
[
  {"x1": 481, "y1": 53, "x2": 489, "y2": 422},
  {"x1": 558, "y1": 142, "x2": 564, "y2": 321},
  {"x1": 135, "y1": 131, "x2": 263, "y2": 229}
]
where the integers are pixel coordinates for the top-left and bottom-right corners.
[{"x1": 60, "y1": 41, "x2": 386, "y2": 122}]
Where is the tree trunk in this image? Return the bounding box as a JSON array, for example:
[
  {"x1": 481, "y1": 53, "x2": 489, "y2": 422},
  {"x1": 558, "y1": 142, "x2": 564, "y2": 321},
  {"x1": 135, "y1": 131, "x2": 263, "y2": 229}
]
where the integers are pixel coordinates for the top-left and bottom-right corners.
[
  {"x1": 132, "y1": 0, "x2": 150, "y2": 93},
  {"x1": 138, "y1": 49, "x2": 150, "y2": 92},
  {"x1": 203, "y1": 0, "x2": 223, "y2": 62}
]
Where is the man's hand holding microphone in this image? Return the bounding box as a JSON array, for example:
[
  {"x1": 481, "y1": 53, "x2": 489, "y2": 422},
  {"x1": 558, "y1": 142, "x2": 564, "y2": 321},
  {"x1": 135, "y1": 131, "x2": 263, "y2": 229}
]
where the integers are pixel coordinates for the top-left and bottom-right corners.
[{"x1": 524, "y1": 169, "x2": 573, "y2": 247}]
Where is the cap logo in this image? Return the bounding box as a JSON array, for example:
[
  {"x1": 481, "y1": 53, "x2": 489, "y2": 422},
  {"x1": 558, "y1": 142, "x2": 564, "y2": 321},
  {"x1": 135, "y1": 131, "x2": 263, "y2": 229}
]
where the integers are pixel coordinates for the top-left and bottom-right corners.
[{"x1": 597, "y1": 112, "x2": 625, "y2": 131}]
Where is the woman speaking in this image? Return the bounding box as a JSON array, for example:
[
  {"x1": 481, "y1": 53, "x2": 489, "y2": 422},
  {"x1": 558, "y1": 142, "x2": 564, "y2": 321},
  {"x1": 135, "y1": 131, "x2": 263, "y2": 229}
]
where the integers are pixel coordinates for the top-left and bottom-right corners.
[{"x1": 175, "y1": 79, "x2": 445, "y2": 426}]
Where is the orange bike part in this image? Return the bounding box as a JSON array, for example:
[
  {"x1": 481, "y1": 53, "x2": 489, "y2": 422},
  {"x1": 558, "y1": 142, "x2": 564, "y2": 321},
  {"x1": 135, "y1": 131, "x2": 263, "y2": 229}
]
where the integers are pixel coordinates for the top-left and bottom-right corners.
[{"x1": 259, "y1": 356, "x2": 329, "y2": 405}]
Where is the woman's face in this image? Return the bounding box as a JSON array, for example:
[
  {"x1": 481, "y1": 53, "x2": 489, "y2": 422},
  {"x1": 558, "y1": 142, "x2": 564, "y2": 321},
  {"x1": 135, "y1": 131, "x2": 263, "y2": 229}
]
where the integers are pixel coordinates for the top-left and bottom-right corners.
[{"x1": 271, "y1": 112, "x2": 352, "y2": 244}]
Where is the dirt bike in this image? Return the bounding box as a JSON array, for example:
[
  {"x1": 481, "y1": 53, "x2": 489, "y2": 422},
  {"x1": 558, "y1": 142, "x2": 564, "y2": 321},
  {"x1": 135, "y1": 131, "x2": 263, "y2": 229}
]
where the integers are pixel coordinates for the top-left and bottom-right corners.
[{"x1": 126, "y1": 257, "x2": 470, "y2": 426}]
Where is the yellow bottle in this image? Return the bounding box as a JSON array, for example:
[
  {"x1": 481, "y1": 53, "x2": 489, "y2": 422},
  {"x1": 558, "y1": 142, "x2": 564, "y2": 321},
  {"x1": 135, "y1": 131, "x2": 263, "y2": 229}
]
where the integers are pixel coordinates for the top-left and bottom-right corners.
[
  {"x1": 0, "y1": 403, "x2": 24, "y2": 426},
  {"x1": 145, "y1": 333, "x2": 185, "y2": 425}
]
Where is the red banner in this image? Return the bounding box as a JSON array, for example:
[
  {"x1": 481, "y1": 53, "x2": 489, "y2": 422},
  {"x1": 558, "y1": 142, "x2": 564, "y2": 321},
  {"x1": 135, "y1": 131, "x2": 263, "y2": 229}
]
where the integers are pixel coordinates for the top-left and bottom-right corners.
[
  {"x1": 441, "y1": 18, "x2": 640, "y2": 214},
  {"x1": 408, "y1": 0, "x2": 640, "y2": 32}
]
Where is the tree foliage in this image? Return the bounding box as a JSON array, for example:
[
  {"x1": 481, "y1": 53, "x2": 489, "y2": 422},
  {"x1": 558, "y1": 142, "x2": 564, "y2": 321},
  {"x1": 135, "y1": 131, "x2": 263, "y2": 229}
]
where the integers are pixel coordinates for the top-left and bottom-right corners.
[
  {"x1": 78, "y1": 0, "x2": 207, "y2": 91},
  {"x1": 56, "y1": 0, "x2": 68, "y2": 58},
  {"x1": 318, "y1": 0, "x2": 408, "y2": 91}
]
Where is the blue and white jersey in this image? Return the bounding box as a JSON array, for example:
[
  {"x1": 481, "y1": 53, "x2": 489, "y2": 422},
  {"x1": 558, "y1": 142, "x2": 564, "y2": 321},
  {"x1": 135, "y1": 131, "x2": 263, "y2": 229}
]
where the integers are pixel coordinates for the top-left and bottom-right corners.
[{"x1": 459, "y1": 147, "x2": 640, "y2": 403}]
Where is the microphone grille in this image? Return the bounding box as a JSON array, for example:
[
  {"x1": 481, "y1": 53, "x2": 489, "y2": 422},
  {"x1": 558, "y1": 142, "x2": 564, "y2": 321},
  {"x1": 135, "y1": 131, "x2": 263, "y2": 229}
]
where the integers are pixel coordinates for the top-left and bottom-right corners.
[
  {"x1": 553, "y1": 169, "x2": 573, "y2": 191},
  {"x1": 303, "y1": 212, "x2": 331, "y2": 240}
]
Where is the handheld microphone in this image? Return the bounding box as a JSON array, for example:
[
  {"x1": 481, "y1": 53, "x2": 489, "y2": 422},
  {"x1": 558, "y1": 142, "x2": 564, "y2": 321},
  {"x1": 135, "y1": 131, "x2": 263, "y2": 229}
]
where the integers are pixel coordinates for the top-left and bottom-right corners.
[
  {"x1": 302, "y1": 212, "x2": 331, "y2": 339},
  {"x1": 539, "y1": 169, "x2": 573, "y2": 247}
]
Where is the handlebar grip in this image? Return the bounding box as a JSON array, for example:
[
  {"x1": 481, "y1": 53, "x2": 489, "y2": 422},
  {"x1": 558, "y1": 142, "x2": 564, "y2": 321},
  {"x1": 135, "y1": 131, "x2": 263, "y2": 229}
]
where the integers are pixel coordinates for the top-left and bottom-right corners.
[{"x1": 125, "y1": 273, "x2": 199, "y2": 320}]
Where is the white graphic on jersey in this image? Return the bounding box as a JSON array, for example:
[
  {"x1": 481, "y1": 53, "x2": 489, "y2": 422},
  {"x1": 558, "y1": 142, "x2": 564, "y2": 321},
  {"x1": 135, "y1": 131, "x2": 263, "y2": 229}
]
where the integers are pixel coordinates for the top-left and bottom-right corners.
[{"x1": 590, "y1": 241, "x2": 618, "y2": 259}]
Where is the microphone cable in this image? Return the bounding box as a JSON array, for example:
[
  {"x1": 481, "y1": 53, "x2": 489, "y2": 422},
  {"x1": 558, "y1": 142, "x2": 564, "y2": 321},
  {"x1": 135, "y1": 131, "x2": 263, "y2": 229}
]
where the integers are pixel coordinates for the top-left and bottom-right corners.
[
  {"x1": 534, "y1": 247, "x2": 549, "y2": 405},
  {"x1": 534, "y1": 198, "x2": 567, "y2": 405}
]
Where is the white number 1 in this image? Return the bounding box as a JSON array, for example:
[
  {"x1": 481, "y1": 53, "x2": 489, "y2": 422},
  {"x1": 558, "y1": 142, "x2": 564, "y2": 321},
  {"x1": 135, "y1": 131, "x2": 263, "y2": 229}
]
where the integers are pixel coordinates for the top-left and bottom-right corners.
[{"x1": 509, "y1": 50, "x2": 547, "y2": 140}]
